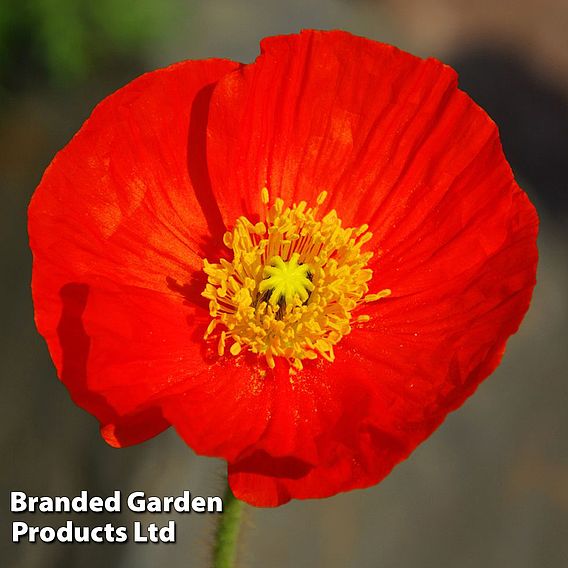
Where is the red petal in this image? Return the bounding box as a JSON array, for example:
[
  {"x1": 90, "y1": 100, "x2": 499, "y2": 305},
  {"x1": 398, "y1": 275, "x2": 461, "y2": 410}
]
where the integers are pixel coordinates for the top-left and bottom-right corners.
[
  {"x1": 203, "y1": 31, "x2": 538, "y2": 505},
  {"x1": 206, "y1": 31, "x2": 457, "y2": 224},
  {"x1": 228, "y1": 420, "x2": 408, "y2": 507},
  {"x1": 206, "y1": 31, "x2": 536, "y2": 262},
  {"x1": 162, "y1": 355, "x2": 334, "y2": 465},
  {"x1": 29, "y1": 58, "x2": 240, "y2": 445},
  {"x1": 227, "y1": 350, "x2": 413, "y2": 506}
]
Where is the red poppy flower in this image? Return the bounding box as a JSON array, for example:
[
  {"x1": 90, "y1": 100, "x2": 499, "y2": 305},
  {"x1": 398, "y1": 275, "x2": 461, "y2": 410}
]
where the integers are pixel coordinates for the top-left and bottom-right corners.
[{"x1": 29, "y1": 30, "x2": 538, "y2": 507}]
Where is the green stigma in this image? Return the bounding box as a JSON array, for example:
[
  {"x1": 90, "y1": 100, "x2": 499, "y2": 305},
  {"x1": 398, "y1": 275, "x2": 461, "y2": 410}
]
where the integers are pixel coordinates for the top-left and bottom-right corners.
[{"x1": 258, "y1": 252, "x2": 314, "y2": 306}]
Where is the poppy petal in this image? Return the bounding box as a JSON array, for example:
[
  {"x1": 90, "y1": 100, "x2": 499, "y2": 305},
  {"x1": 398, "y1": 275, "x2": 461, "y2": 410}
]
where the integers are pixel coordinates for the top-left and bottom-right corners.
[
  {"x1": 162, "y1": 355, "x2": 334, "y2": 465},
  {"x1": 201, "y1": 31, "x2": 538, "y2": 504},
  {"x1": 226, "y1": 352, "x2": 413, "y2": 506},
  {"x1": 206, "y1": 31, "x2": 536, "y2": 266},
  {"x1": 29, "y1": 58, "x2": 240, "y2": 445},
  {"x1": 205, "y1": 31, "x2": 464, "y2": 226}
]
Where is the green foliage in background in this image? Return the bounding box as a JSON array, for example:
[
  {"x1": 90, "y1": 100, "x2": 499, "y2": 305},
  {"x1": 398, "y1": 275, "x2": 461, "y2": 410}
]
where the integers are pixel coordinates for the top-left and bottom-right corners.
[{"x1": 0, "y1": 0, "x2": 187, "y2": 89}]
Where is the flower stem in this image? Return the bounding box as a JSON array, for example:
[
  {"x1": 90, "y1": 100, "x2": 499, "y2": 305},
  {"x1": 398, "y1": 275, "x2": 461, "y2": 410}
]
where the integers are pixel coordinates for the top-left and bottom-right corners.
[{"x1": 213, "y1": 484, "x2": 243, "y2": 568}]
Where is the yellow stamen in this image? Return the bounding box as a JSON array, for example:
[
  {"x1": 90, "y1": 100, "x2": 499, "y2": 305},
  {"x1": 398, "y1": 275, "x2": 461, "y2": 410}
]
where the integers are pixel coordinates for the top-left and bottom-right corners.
[
  {"x1": 365, "y1": 289, "x2": 392, "y2": 302},
  {"x1": 202, "y1": 190, "x2": 390, "y2": 371}
]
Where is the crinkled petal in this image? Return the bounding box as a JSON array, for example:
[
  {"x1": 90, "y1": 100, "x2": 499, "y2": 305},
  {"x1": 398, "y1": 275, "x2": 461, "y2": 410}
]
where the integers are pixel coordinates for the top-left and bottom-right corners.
[
  {"x1": 206, "y1": 31, "x2": 466, "y2": 226},
  {"x1": 29, "y1": 58, "x2": 240, "y2": 445},
  {"x1": 203, "y1": 31, "x2": 538, "y2": 505},
  {"x1": 162, "y1": 355, "x2": 337, "y2": 466},
  {"x1": 227, "y1": 349, "x2": 413, "y2": 506}
]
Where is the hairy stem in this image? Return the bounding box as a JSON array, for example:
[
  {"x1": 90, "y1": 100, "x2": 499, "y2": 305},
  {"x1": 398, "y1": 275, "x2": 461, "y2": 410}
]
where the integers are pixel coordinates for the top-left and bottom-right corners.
[{"x1": 213, "y1": 484, "x2": 243, "y2": 568}]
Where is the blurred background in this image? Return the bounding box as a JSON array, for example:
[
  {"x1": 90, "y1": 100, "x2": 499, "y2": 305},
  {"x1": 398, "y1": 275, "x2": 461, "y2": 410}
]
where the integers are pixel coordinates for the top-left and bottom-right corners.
[{"x1": 1, "y1": 1, "x2": 567, "y2": 567}]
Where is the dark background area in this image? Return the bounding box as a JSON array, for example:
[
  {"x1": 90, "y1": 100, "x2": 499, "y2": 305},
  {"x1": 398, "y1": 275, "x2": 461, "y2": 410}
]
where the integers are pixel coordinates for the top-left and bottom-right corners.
[{"x1": 1, "y1": 1, "x2": 567, "y2": 567}]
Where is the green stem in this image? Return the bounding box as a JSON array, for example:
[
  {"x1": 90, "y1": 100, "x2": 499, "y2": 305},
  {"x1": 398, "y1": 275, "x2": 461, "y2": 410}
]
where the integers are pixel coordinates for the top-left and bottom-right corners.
[{"x1": 213, "y1": 484, "x2": 243, "y2": 568}]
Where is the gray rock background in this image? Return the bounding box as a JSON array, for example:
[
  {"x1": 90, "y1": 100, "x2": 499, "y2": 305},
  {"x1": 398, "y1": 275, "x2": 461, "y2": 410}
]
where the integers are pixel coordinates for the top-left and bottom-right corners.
[{"x1": 2, "y1": 1, "x2": 567, "y2": 567}]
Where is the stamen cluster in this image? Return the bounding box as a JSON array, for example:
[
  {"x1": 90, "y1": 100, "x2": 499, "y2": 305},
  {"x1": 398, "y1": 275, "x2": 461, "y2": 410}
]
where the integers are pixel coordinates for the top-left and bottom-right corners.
[{"x1": 202, "y1": 189, "x2": 390, "y2": 371}]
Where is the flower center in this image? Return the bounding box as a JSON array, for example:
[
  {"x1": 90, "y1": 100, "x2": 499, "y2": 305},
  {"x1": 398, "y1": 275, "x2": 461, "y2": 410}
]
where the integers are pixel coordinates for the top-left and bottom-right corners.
[
  {"x1": 202, "y1": 189, "x2": 391, "y2": 372},
  {"x1": 259, "y1": 253, "x2": 314, "y2": 307}
]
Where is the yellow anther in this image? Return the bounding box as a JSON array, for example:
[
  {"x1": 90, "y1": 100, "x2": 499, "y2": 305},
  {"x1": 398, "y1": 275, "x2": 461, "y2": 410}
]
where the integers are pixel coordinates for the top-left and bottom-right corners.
[
  {"x1": 218, "y1": 331, "x2": 226, "y2": 356},
  {"x1": 230, "y1": 342, "x2": 242, "y2": 356},
  {"x1": 365, "y1": 289, "x2": 392, "y2": 302}
]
